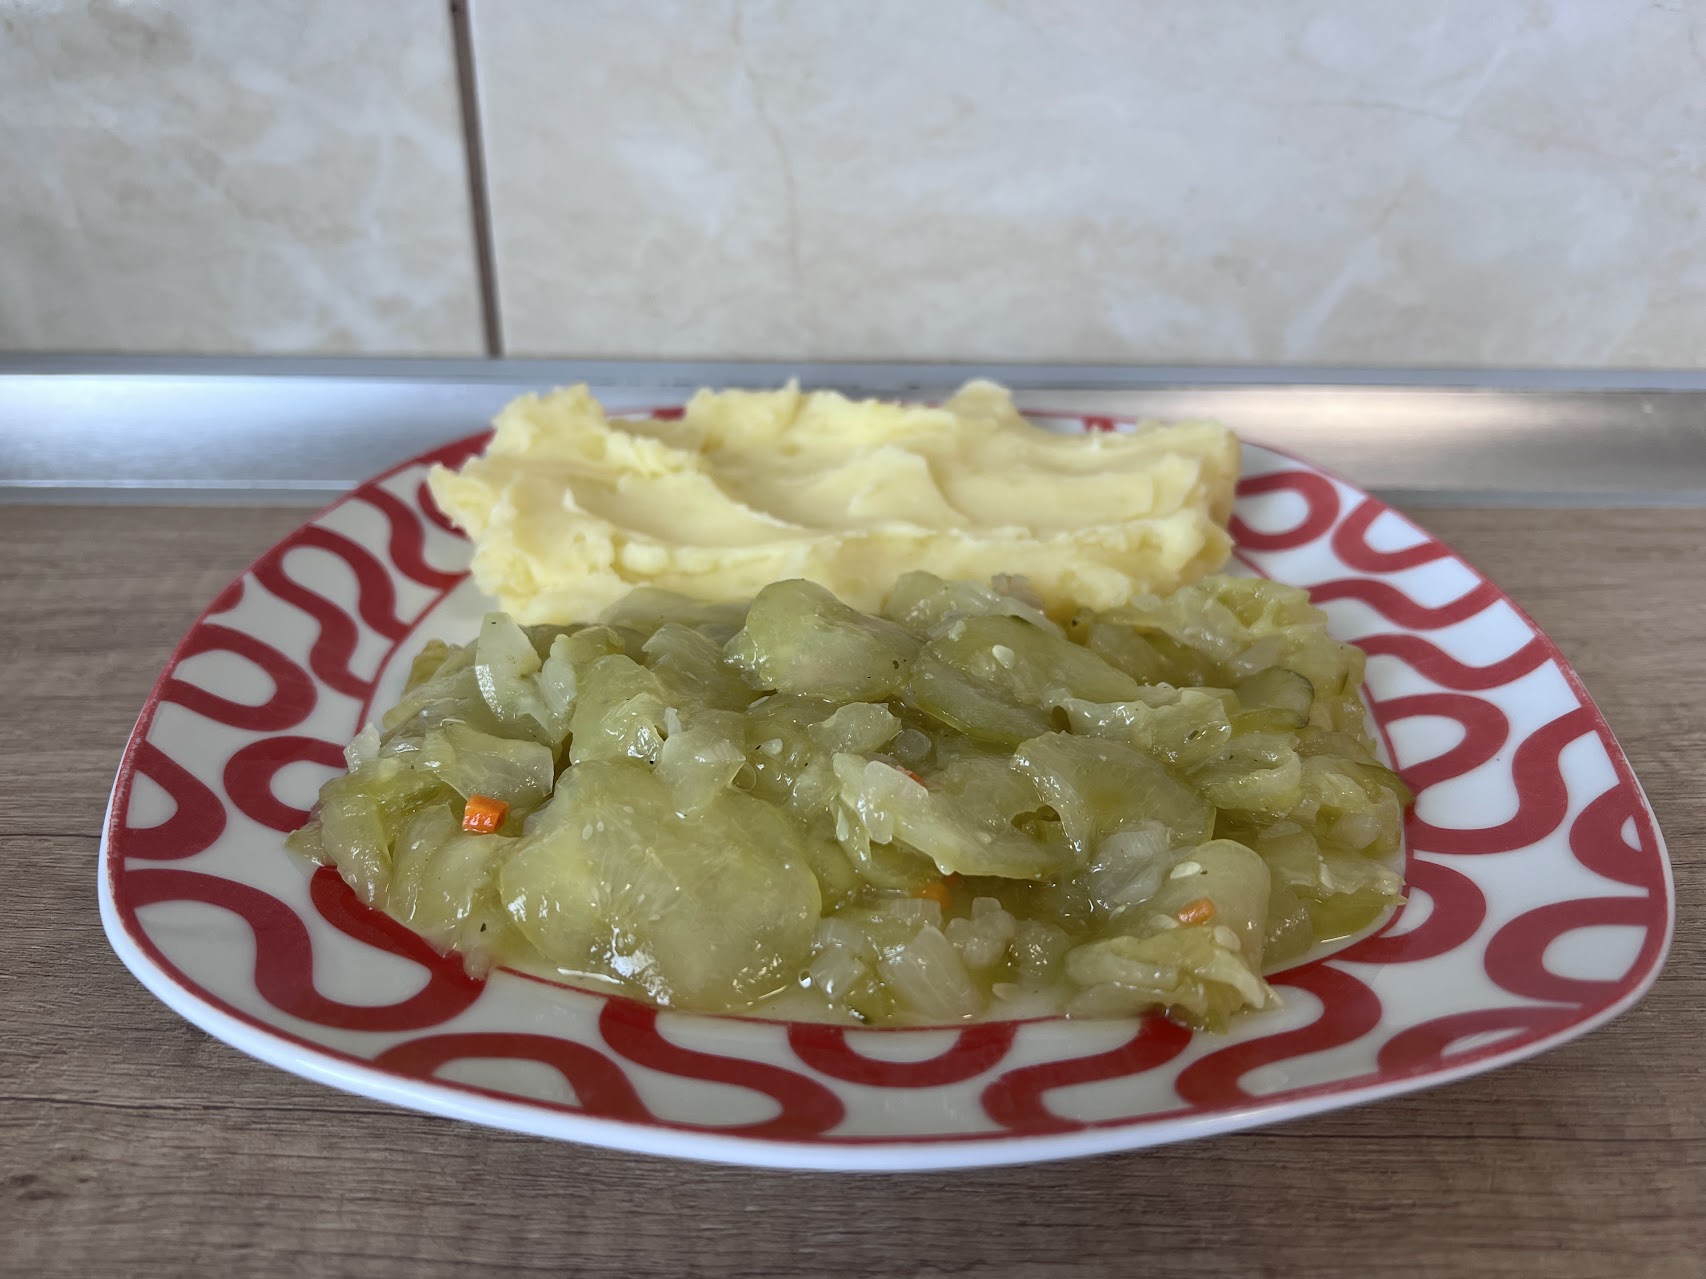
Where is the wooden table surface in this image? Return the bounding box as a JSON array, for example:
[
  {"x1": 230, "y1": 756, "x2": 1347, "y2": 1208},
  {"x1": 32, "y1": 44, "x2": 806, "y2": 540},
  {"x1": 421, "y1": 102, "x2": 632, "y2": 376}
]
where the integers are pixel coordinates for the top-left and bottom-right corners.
[{"x1": 2, "y1": 504, "x2": 1701, "y2": 1278}]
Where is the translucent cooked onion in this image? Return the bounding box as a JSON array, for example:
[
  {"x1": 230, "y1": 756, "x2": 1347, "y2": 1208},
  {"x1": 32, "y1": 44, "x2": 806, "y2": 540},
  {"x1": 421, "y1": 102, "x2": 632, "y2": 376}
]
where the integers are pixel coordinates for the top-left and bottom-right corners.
[
  {"x1": 946, "y1": 899, "x2": 1017, "y2": 970},
  {"x1": 878, "y1": 924, "x2": 983, "y2": 1020}
]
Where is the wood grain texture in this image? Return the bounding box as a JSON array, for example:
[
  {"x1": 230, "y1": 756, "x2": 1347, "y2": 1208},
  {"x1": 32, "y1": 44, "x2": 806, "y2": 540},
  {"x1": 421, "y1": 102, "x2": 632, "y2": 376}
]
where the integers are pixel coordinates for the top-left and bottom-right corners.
[{"x1": 1, "y1": 503, "x2": 1701, "y2": 1279}]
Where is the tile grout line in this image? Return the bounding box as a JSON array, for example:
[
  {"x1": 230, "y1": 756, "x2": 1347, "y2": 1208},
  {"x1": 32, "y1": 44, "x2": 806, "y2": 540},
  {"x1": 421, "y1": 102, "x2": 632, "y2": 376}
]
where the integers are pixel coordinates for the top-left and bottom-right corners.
[{"x1": 449, "y1": 0, "x2": 504, "y2": 357}]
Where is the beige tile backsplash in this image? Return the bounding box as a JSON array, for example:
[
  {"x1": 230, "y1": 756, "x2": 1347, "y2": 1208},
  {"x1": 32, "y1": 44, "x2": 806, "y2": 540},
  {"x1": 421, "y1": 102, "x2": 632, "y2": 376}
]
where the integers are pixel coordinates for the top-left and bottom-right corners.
[
  {"x1": 5, "y1": 0, "x2": 1705, "y2": 364},
  {"x1": 0, "y1": 0, "x2": 482, "y2": 354}
]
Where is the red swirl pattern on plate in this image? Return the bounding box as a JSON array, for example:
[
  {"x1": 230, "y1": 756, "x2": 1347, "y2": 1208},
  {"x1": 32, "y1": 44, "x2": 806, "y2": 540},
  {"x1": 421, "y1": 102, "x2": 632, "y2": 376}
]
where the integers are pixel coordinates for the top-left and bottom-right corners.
[
  {"x1": 787, "y1": 1023, "x2": 1019, "y2": 1088},
  {"x1": 1335, "y1": 856, "x2": 1487, "y2": 965},
  {"x1": 1373, "y1": 692, "x2": 1510, "y2": 793},
  {"x1": 1357, "y1": 631, "x2": 1550, "y2": 690},
  {"x1": 1376, "y1": 1005, "x2": 1578, "y2": 1072},
  {"x1": 598, "y1": 1002, "x2": 846, "y2": 1136},
  {"x1": 1174, "y1": 965, "x2": 1386, "y2": 1107},
  {"x1": 1405, "y1": 705, "x2": 1594, "y2": 855},
  {"x1": 1484, "y1": 895, "x2": 1659, "y2": 1006},
  {"x1": 123, "y1": 867, "x2": 482, "y2": 1030},
  {"x1": 1308, "y1": 577, "x2": 1504, "y2": 629},
  {"x1": 100, "y1": 422, "x2": 1673, "y2": 1167},
  {"x1": 160, "y1": 622, "x2": 316, "y2": 731},
  {"x1": 981, "y1": 1016, "x2": 1193, "y2": 1133},
  {"x1": 1230, "y1": 471, "x2": 1341, "y2": 549},
  {"x1": 224, "y1": 735, "x2": 347, "y2": 832},
  {"x1": 357, "y1": 487, "x2": 466, "y2": 591},
  {"x1": 122, "y1": 742, "x2": 228, "y2": 860},
  {"x1": 1329, "y1": 498, "x2": 1449, "y2": 573},
  {"x1": 1570, "y1": 784, "x2": 1664, "y2": 893},
  {"x1": 374, "y1": 1032, "x2": 650, "y2": 1119},
  {"x1": 251, "y1": 528, "x2": 409, "y2": 698}
]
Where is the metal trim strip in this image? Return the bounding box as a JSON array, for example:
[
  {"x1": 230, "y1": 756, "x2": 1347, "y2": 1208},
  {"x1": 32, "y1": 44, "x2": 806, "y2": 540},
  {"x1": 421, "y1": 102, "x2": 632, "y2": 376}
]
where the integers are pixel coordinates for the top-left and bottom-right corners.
[{"x1": 4, "y1": 357, "x2": 1703, "y2": 504}]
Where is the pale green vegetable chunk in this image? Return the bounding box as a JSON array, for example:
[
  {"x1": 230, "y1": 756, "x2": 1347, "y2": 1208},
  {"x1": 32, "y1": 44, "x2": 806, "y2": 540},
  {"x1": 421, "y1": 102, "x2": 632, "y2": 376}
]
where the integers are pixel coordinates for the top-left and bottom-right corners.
[
  {"x1": 388, "y1": 804, "x2": 515, "y2": 967},
  {"x1": 500, "y1": 760, "x2": 821, "y2": 1008},
  {"x1": 885, "y1": 571, "x2": 1059, "y2": 637},
  {"x1": 643, "y1": 623, "x2": 754, "y2": 712},
  {"x1": 1065, "y1": 924, "x2": 1272, "y2": 1028},
  {"x1": 379, "y1": 642, "x2": 493, "y2": 740},
  {"x1": 727, "y1": 579, "x2": 917, "y2": 701},
  {"x1": 903, "y1": 653, "x2": 1052, "y2": 748},
  {"x1": 808, "y1": 702, "x2": 901, "y2": 755},
  {"x1": 602, "y1": 586, "x2": 748, "y2": 642},
  {"x1": 1257, "y1": 824, "x2": 1403, "y2": 942},
  {"x1": 418, "y1": 722, "x2": 555, "y2": 817},
  {"x1": 1137, "y1": 838, "x2": 1272, "y2": 966},
  {"x1": 1063, "y1": 839, "x2": 1274, "y2": 1028},
  {"x1": 653, "y1": 711, "x2": 750, "y2": 812},
  {"x1": 904, "y1": 613, "x2": 1140, "y2": 748},
  {"x1": 568, "y1": 654, "x2": 670, "y2": 765},
  {"x1": 1013, "y1": 732, "x2": 1215, "y2": 854},
  {"x1": 878, "y1": 923, "x2": 984, "y2": 1020},
  {"x1": 403, "y1": 638, "x2": 455, "y2": 692},
  {"x1": 1076, "y1": 820, "x2": 1176, "y2": 911},
  {"x1": 832, "y1": 754, "x2": 1063, "y2": 880},
  {"x1": 313, "y1": 788, "x2": 392, "y2": 906},
  {"x1": 292, "y1": 754, "x2": 455, "y2": 907},
  {"x1": 1080, "y1": 617, "x2": 1175, "y2": 685},
  {"x1": 925, "y1": 614, "x2": 1139, "y2": 707},
  {"x1": 740, "y1": 694, "x2": 839, "y2": 808},
  {"x1": 1054, "y1": 687, "x2": 1233, "y2": 768},
  {"x1": 473, "y1": 611, "x2": 569, "y2": 744},
  {"x1": 1235, "y1": 667, "x2": 1314, "y2": 724}
]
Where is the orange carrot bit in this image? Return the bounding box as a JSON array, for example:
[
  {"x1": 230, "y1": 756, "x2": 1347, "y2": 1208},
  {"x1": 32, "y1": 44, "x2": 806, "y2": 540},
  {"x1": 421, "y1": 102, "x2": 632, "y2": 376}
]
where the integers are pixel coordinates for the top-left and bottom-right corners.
[
  {"x1": 914, "y1": 877, "x2": 957, "y2": 910},
  {"x1": 894, "y1": 764, "x2": 928, "y2": 787},
  {"x1": 462, "y1": 793, "x2": 510, "y2": 834},
  {"x1": 1176, "y1": 897, "x2": 1217, "y2": 926}
]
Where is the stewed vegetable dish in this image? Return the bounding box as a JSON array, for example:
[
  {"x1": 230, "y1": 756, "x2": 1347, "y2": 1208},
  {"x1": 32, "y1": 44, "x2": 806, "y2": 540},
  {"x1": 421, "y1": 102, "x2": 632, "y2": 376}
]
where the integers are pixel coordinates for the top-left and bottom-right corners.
[{"x1": 290, "y1": 572, "x2": 1407, "y2": 1028}]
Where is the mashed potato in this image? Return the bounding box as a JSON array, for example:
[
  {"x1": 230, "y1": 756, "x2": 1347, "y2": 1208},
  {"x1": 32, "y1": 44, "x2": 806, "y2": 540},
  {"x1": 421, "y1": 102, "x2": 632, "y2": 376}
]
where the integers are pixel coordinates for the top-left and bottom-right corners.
[{"x1": 428, "y1": 380, "x2": 1238, "y2": 624}]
